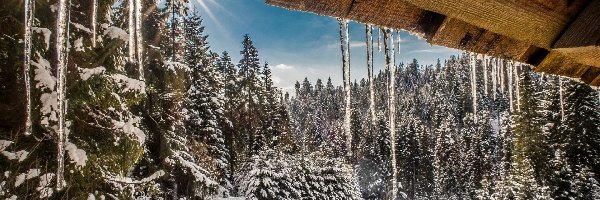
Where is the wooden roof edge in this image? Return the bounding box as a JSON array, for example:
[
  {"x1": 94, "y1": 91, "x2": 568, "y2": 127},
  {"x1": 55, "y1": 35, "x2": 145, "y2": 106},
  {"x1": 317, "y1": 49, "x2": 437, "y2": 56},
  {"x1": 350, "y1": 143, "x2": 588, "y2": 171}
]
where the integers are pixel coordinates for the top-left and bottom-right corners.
[{"x1": 265, "y1": 0, "x2": 600, "y2": 87}]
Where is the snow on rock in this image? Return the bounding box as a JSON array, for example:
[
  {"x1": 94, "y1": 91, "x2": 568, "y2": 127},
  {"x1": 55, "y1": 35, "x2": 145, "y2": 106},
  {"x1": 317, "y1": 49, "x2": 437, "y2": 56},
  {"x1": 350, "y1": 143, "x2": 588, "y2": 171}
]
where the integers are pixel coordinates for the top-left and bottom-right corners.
[
  {"x1": 32, "y1": 27, "x2": 51, "y2": 50},
  {"x1": 111, "y1": 117, "x2": 145, "y2": 144},
  {"x1": 79, "y1": 66, "x2": 106, "y2": 81},
  {"x1": 102, "y1": 24, "x2": 129, "y2": 42},
  {"x1": 65, "y1": 142, "x2": 88, "y2": 167},
  {"x1": 111, "y1": 74, "x2": 146, "y2": 93}
]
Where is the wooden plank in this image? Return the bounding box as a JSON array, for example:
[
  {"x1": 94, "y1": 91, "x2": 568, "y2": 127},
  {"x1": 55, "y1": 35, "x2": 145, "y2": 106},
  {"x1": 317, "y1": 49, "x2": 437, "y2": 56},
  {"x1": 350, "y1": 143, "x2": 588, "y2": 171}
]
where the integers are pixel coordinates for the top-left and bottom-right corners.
[
  {"x1": 402, "y1": 0, "x2": 588, "y2": 48},
  {"x1": 346, "y1": 0, "x2": 424, "y2": 31},
  {"x1": 554, "y1": 46, "x2": 600, "y2": 67},
  {"x1": 554, "y1": 0, "x2": 600, "y2": 48},
  {"x1": 535, "y1": 51, "x2": 590, "y2": 78},
  {"x1": 581, "y1": 67, "x2": 600, "y2": 85},
  {"x1": 431, "y1": 18, "x2": 532, "y2": 61}
]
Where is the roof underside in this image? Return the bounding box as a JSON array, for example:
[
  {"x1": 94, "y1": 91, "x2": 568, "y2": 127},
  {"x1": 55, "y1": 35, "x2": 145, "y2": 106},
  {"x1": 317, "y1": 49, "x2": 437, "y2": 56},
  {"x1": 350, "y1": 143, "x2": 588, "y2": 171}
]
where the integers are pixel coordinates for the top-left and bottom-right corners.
[{"x1": 266, "y1": 0, "x2": 600, "y2": 86}]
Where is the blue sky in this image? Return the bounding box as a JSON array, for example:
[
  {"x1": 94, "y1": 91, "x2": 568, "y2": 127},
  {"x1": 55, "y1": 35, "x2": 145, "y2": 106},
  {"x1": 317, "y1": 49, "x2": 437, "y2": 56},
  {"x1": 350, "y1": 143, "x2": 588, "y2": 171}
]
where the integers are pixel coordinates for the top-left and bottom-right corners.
[{"x1": 192, "y1": 0, "x2": 462, "y2": 94}]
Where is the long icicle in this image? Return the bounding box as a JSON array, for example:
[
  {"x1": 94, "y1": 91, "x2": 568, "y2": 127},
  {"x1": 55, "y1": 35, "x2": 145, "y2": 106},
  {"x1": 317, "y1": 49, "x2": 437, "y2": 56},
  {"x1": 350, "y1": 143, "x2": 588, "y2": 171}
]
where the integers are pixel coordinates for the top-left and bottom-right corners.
[
  {"x1": 128, "y1": 0, "x2": 136, "y2": 63},
  {"x1": 91, "y1": 0, "x2": 97, "y2": 47},
  {"x1": 515, "y1": 63, "x2": 521, "y2": 112},
  {"x1": 384, "y1": 28, "x2": 398, "y2": 199},
  {"x1": 559, "y1": 77, "x2": 565, "y2": 122},
  {"x1": 508, "y1": 60, "x2": 514, "y2": 112},
  {"x1": 471, "y1": 53, "x2": 478, "y2": 121},
  {"x1": 483, "y1": 55, "x2": 488, "y2": 96},
  {"x1": 135, "y1": 0, "x2": 143, "y2": 80},
  {"x1": 338, "y1": 18, "x2": 352, "y2": 160},
  {"x1": 492, "y1": 57, "x2": 497, "y2": 100},
  {"x1": 377, "y1": 27, "x2": 382, "y2": 52},
  {"x1": 499, "y1": 59, "x2": 504, "y2": 95},
  {"x1": 366, "y1": 24, "x2": 376, "y2": 126},
  {"x1": 55, "y1": 0, "x2": 69, "y2": 191},
  {"x1": 23, "y1": 0, "x2": 34, "y2": 135}
]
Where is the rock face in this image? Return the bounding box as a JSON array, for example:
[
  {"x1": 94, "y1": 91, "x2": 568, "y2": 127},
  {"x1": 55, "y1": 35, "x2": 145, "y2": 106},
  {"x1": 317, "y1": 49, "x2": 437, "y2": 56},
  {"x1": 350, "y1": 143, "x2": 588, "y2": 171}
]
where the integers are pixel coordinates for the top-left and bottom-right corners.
[{"x1": 266, "y1": 0, "x2": 600, "y2": 87}]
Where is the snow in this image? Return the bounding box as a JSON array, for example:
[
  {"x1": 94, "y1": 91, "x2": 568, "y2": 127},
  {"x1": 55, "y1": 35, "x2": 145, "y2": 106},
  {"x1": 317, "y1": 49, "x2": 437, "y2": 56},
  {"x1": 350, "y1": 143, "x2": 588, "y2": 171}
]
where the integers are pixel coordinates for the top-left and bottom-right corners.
[
  {"x1": 32, "y1": 53, "x2": 55, "y2": 90},
  {"x1": 14, "y1": 173, "x2": 25, "y2": 187},
  {"x1": 71, "y1": 22, "x2": 92, "y2": 33},
  {"x1": 107, "y1": 170, "x2": 165, "y2": 184},
  {"x1": 79, "y1": 66, "x2": 106, "y2": 81},
  {"x1": 74, "y1": 37, "x2": 84, "y2": 51},
  {"x1": 27, "y1": 168, "x2": 40, "y2": 179},
  {"x1": 111, "y1": 74, "x2": 146, "y2": 93},
  {"x1": 31, "y1": 27, "x2": 52, "y2": 50},
  {"x1": 508, "y1": 60, "x2": 514, "y2": 112},
  {"x1": 103, "y1": 25, "x2": 129, "y2": 42},
  {"x1": 65, "y1": 142, "x2": 88, "y2": 167},
  {"x1": 87, "y1": 193, "x2": 96, "y2": 200},
  {"x1": 0, "y1": 140, "x2": 12, "y2": 151},
  {"x1": 37, "y1": 173, "x2": 55, "y2": 198},
  {"x1": 164, "y1": 61, "x2": 190, "y2": 72},
  {"x1": 112, "y1": 116, "x2": 146, "y2": 144},
  {"x1": 483, "y1": 55, "x2": 488, "y2": 96},
  {"x1": 15, "y1": 150, "x2": 29, "y2": 162}
]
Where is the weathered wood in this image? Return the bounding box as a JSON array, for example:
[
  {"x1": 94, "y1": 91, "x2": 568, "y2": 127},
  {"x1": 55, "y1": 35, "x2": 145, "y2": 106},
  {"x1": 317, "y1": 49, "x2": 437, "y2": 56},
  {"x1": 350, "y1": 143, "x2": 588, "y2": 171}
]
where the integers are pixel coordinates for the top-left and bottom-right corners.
[
  {"x1": 554, "y1": 0, "x2": 600, "y2": 48},
  {"x1": 346, "y1": 0, "x2": 424, "y2": 32},
  {"x1": 401, "y1": 0, "x2": 588, "y2": 48},
  {"x1": 580, "y1": 67, "x2": 600, "y2": 85},
  {"x1": 535, "y1": 51, "x2": 591, "y2": 78},
  {"x1": 431, "y1": 18, "x2": 532, "y2": 61}
]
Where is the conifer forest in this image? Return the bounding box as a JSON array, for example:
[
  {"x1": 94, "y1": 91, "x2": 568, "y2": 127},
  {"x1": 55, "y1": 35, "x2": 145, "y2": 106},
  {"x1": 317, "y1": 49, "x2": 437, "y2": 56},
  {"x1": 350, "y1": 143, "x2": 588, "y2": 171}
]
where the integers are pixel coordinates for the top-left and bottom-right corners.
[{"x1": 1, "y1": 0, "x2": 599, "y2": 199}]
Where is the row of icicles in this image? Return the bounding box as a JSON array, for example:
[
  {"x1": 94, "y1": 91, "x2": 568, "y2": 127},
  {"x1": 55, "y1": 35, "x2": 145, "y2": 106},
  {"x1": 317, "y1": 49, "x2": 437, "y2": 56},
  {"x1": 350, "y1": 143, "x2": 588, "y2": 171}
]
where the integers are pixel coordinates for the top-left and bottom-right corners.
[
  {"x1": 338, "y1": 18, "x2": 402, "y2": 198},
  {"x1": 336, "y1": 18, "x2": 570, "y2": 199},
  {"x1": 22, "y1": 0, "x2": 144, "y2": 191}
]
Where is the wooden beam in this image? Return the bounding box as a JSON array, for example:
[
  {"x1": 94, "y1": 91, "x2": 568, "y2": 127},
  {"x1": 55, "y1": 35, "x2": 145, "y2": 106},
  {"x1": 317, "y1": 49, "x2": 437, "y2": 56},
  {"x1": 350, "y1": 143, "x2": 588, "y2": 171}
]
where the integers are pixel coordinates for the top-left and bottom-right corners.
[
  {"x1": 431, "y1": 18, "x2": 533, "y2": 61},
  {"x1": 401, "y1": 0, "x2": 588, "y2": 48},
  {"x1": 554, "y1": 0, "x2": 600, "y2": 48},
  {"x1": 553, "y1": 0, "x2": 600, "y2": 68},
  {"x1": 535, "y1": 51, "x2": 591, "y2": 78}
]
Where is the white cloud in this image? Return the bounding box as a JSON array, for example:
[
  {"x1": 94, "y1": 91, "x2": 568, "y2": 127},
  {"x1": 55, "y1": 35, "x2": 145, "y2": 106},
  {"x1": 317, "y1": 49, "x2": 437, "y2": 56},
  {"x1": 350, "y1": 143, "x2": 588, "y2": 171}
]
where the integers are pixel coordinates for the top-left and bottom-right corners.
[{"x1": 274, "y1": 64, "x2": 294, "y2": 70}]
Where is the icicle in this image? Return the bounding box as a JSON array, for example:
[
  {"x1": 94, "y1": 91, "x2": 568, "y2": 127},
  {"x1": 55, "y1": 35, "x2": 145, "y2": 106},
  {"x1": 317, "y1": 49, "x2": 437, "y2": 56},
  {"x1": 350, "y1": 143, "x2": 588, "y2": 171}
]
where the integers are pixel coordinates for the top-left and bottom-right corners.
[
  {"x1": 483, "y1": 55, "x2": 488, "y2": 96},
  {"x1": 338, "y1": 18, "x2": 352, "y2": 159},
  {"x1": 55, "y1": 0, "x2": 70, "y2": 191},
  {"x1": 471, "y1": 53, "x2": 478, "y2": 121},
  {"x1": 508, "y1": 60, "x2": 514, "y2": 112},
  {"x1": 366, "y1": 24, "x2": 376, "y2": 126},
  {"x1": 135, "y1": 0, "x2": 143, "y2": 80},
  {"x1": 396, "y1": 30, "x2": 401, "y2": 53},
  {"x1": 499, "y1": 59, "x2": 505, "y2": 95},
  {"x1": 91, "y1": 0, "x2": 97, "y2": 47},
  {"x1": 128, "y1": 0, "x2": 135, "y2": 63},
  {"x1": 377, "y1": 27, "x2": 382, "y2": 52},
  {"x1": 492, "y1": 57, "x2": 497, "y2": 100},
  {"x1": 23, "y1": 0, "x2": 34, "y2": 135},
  {"x1": 384, "y1": 28, "x2": 398, "y2": 199},
  {"x1": 559, "y1": 77, "x2": 565, "y2": 122},
  {"x1": 515, "y1": 63, "x2": 521, "y2": 112}
]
